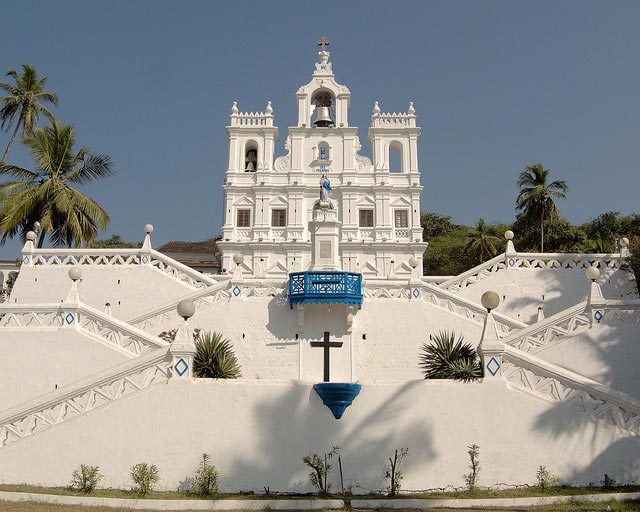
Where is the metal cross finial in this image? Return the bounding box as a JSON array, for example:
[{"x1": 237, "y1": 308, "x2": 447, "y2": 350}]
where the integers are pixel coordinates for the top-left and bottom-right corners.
[{"x1": 317, "y1": 36, "x2": 330, "y2": 51}]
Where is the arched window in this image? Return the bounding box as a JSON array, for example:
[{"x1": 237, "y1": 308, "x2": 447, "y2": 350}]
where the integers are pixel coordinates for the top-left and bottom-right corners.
[
  {"x1": 244, "y1": 141, "x2": 258, "y2": 172},
  {"x1": 388, "y1": 141, "x2": 403, "y2": 173}
]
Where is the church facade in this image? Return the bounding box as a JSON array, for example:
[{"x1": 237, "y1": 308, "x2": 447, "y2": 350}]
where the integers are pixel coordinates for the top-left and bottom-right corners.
[{"x1": 219, "y1": 49, "x2": 426, "y2": 279}]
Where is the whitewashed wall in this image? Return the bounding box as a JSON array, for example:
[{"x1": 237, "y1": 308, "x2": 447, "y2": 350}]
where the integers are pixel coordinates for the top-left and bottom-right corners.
[
  {"x1": 0, "y1": 379, "x2": 636, "y2": 492},
  {"x1": 10, "y1": 265, "x2": 194, "y2": 320},
  {"x1": 0, "y1": 330, "x2": 128, "y2": 410},
  {"x1": 458, "y1": 267, "x2": 635, "y2": 323}
]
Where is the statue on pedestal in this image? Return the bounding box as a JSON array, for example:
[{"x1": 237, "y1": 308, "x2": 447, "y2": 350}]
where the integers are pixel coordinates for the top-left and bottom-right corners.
[{"x1": 320, "y1": 174, "x2": 331, "y2": 203}]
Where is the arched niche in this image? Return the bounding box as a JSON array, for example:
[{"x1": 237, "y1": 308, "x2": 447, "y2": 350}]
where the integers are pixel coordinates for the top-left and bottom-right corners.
[
  {"x1": 243, "y1": 140, "x2": 259, "y2": 172},
  {"x1": 310, "y1": 89, "x2": 336, "y2": 128},
  {"x1": 388, "y1": 141, "x2": 404, "y2": 173}
]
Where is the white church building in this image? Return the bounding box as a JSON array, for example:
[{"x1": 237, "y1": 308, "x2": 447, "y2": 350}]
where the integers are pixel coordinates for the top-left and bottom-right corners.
[{"x1": 0, "y1": 46, "x2": 639, "y2": 494}]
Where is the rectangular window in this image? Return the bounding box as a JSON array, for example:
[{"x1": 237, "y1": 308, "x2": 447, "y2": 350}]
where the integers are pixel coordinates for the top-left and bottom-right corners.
[
  {"x1": 394, "y1": 210, "x2": 408, "y2": 228},
  {"x1": 271, "y1": 209, "x2": 287, "y2": 227},
  {"x1": 359, "y1": 209, "x2": 374, "y2": 228},
  {"x1": 236, "y1": 209, "x2": 251, "y2": 227}
]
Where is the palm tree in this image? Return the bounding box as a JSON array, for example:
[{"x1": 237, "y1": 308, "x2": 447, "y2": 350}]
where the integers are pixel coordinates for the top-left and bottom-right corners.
[
  {"x1": 464, "y1": 218, "x2": 501, "y2": 264},
  {"x1": 516, "y1": 163, "x2": 568, "y2": 252},
  {"x1": 0, "y1": 64, "x2": 58, "y2": 161},
  {"x1": 0, "y1": 120, "x2": 114, "y2": 247}
]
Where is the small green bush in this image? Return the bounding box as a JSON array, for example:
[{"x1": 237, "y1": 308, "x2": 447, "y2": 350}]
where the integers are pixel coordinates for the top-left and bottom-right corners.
[
  {"x1": 463, "y1": 444, "x2": 480, "y2": 491},
  {"x1": 190, "y1": 453, "x2": 219, "y2": 497},
  {"x1": 536, "y1": 465, "x2": 557, "y2": 490},
  {"x1": 70, "y1": 464, "x2": 102, "y2": 494},
  {"x1": 130, "y1": 462, "x2": 159, "y2": 496}
]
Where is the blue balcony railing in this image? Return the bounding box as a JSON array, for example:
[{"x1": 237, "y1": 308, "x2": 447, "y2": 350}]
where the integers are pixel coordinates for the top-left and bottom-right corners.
[{"x1": 288, "y1": 271, "x2": 363, "y2": 308}]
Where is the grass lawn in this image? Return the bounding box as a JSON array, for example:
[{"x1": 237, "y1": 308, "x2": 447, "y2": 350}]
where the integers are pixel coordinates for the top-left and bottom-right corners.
[{"x1": 1, "y1": 503, "x2": 640, "y2": 512}]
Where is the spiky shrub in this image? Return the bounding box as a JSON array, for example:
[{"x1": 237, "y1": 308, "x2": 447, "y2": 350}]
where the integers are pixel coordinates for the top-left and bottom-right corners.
[
  {"x1": 70, "y1": 464, "x2": 102, "y2": 493},
  {"x1": 190, "y1": 453, "x2": 219, "y2": 497},
  {"x1": 420, "y1": 331, "x2": 482, "y2": 382},
  {"x1": 130, "y1": 462, "x2": 159, "y2": 496},
  {"x1": 193, "y1": 331, "x2": 241, "y2": 379},
  {"x1": 302, "y1": 446, "x2": 339, "y2": 495},
  {"x1": 536, "y1": 465, "x2": 557, "y2": 490}
]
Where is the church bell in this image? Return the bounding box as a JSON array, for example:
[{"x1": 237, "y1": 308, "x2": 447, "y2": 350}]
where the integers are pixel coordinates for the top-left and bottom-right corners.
[{"x1": 313, "y1": 106, "x2": 334, "y2": 128}]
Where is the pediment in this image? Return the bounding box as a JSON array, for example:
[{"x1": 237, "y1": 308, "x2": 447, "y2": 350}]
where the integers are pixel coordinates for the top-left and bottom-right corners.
[
  {"x1": 356, "y1": 196, "x2": 376, "y2": 207},
  {"x1": 269, "y1": 195, "x2": 289, "y2": 207},
  {"x1": 390, "y1": 196, "x2": 411, "y2": 207},
  {"x1": 233, "y1": 197, "x2": 255, "y2": 207}
]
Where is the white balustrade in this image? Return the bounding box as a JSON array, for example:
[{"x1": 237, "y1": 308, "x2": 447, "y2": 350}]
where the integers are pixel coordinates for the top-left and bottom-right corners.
[
  {"x1": 501, "y1": 302, "x2": 591, "y2": 353},
  {"x1": 503, "y1": 346, "x2": 640, "y2": 435},
  {"x1": 0, "y1": 348, "x2": 171, "y2": 448},
  {"x1": 0, "y1": 303, "x2": 168, "y2": 357}
]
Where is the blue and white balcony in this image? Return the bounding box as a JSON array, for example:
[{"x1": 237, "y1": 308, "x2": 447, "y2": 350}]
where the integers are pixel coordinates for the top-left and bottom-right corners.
[{"x1": 288, "y1": 271, "x2": 363, "y2": 308}]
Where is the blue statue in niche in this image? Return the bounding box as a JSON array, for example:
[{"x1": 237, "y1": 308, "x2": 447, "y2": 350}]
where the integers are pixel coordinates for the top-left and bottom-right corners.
[{"x1": 320, "y1": 174, "x2": 331, "y2": 202}]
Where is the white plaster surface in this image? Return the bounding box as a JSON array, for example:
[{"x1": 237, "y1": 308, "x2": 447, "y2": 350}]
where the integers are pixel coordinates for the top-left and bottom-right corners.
[
  {"x1": 0, "y1": 379, "x2": 637, "y2": 492},
  {"x1": 0, "y1": 330, "x2": 128, "y2": 410},
  {"x1": 457, "y1": 266, "x2": 636, "y2": 323},
  {"x1": 10, "y1": 265, "x2": 194, "y2": 319}
]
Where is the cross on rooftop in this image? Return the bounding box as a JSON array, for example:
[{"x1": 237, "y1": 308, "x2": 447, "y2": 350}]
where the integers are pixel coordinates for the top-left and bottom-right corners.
[
  {"x1": 317, "y1": 36, "x2": 330, "y2": 51},
  {"x1": 311, "y1": 331, "x2": 343, "y2": 382}
]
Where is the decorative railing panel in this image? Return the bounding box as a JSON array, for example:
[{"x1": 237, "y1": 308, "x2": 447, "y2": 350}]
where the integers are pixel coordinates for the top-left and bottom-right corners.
[
  {"x1": 0, "y1": 304, "x2": 167, "y2": 357},
  {"x1": 439, "y1": 255, "x2": 507, "y2": 294},
  {"x1": 502, "y1": 302, "x2": 591, "y2": 353},
  {"x1": 289, "y1": 272, "x2": 362, "y2": 308},
  {"x1": 149, "y1": 250, "x2": 217, "y2": 289},
  {"x1": 503, "y1": 347, "x2": 640, "y2": 435},
  {"x1": 510, "y1": 253, "x2": 623, "y2": 271}
]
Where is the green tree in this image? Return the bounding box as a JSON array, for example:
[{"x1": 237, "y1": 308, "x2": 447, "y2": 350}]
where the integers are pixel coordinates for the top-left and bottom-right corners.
[
  {"x1": 0, "y1": 64, "x2": 58, "y2": 161},
  {"x1": 464, "y1": 218, "x2": 501, "y2": 264},
  {"x1": 516, "y1": 163, "x2": 568, "y2": 252},
  {"x1": 421, "y1": 212, "x2": 458, "y2": 241},
  {"x1": 0, "y1": 120, "x2": 114, "y2": 247},
  {"x1": 90, "y1": 234, "x2": 141, "y2": 248}
]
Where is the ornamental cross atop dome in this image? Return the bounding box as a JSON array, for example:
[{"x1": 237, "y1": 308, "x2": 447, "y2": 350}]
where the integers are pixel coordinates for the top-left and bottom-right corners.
[{"x1": 317, "y1": 36, "x2": 330, "y2": 51}]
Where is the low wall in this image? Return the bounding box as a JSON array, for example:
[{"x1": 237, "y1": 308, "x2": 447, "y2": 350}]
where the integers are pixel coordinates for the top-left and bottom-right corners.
[{"x1": 0, "y1": 379, "x2": 637, "y2": 492}]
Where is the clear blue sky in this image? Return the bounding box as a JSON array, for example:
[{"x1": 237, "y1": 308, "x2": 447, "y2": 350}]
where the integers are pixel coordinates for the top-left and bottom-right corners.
[{"x1": 1, "y1": 0, "x2": 639, "y2": 259}]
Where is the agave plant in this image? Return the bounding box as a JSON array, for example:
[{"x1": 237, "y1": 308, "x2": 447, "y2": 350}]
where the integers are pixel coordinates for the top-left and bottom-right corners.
[
  {"x1": 419, "y1": 331, "x2": 481, "y2": 382},
  {"x1": 193, "y1": 331, "x2": 241, "y2": 379}
]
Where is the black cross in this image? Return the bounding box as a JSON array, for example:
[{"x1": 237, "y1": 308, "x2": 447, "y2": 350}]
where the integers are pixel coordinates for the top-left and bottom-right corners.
[{"x1": 311, "y1": 331, "x2": 343, "y2": 382}]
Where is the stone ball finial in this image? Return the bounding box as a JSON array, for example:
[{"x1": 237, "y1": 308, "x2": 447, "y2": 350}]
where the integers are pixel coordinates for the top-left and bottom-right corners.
[
  {"x1": 26, "y1": 231, "x2": 37, "y2": 242},
  {"x1": 144, "y1": 224, "x2": 153, "y2": 234},
  {"x1": 232, "y1": 254, "x2": 244, "y2": 265},
  {"x1": 33, "y1": 221, "x2": 41, "y2": 232},
  {"x1": 621, "y1": 237, "x2": 630, "y2": 248},
  {"x1": 408, "y1": 256, "x2": 420, "y2": 268},
  {"x1": 481, "y1": 291, "x2": 500, "y2": 312},
  {"x1": 586, "y1": 266, "x2": 600, "y2": 282},
  {"x1": 68, "y1": 267, "x2": 82, "y2": 282},
  {"x1": 177, "y1": 299, "x2": 196, "y2": 320},
  {"x1": 505, "y1": 230, "x2": 514, "y2": 240}
]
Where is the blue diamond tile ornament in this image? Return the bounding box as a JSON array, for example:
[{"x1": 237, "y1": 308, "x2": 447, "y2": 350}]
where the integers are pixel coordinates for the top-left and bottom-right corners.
[
  {"x1": 509, "y1": 258, "x2": 516, "y2": 267},
  {"x1": 65, "y1": 312, "x2": 75, "y2": 325},
  {"x1": 412, "y1": 288, "x2": 420, "y2": 298},
  {"x1": 594, "y1": 310, "x2": 603, "y2": 323},
  {"x1": 141, "y1": 255, "x2": 149, "y2": 264},
  {"x1": 232, "y1": 285, "x2": 241, "y2": 297},
  {"x1": 22, "y1": 256, "x2": 29, "y2": 265},
  {"x1": 174, "y1": 358, "x2": 189, "y2": 377},
  {"x1": 486, "y1": 357, "x2": 501, "y2": 376}
]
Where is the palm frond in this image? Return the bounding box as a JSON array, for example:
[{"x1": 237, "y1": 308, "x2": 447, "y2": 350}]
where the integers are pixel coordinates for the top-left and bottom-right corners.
[
  {"x1": 193, "y1": 331, "x2": 241, "y2": 379},
  {"x1": 420, "y1": 331, "x2": 482, "y2": 382}
]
